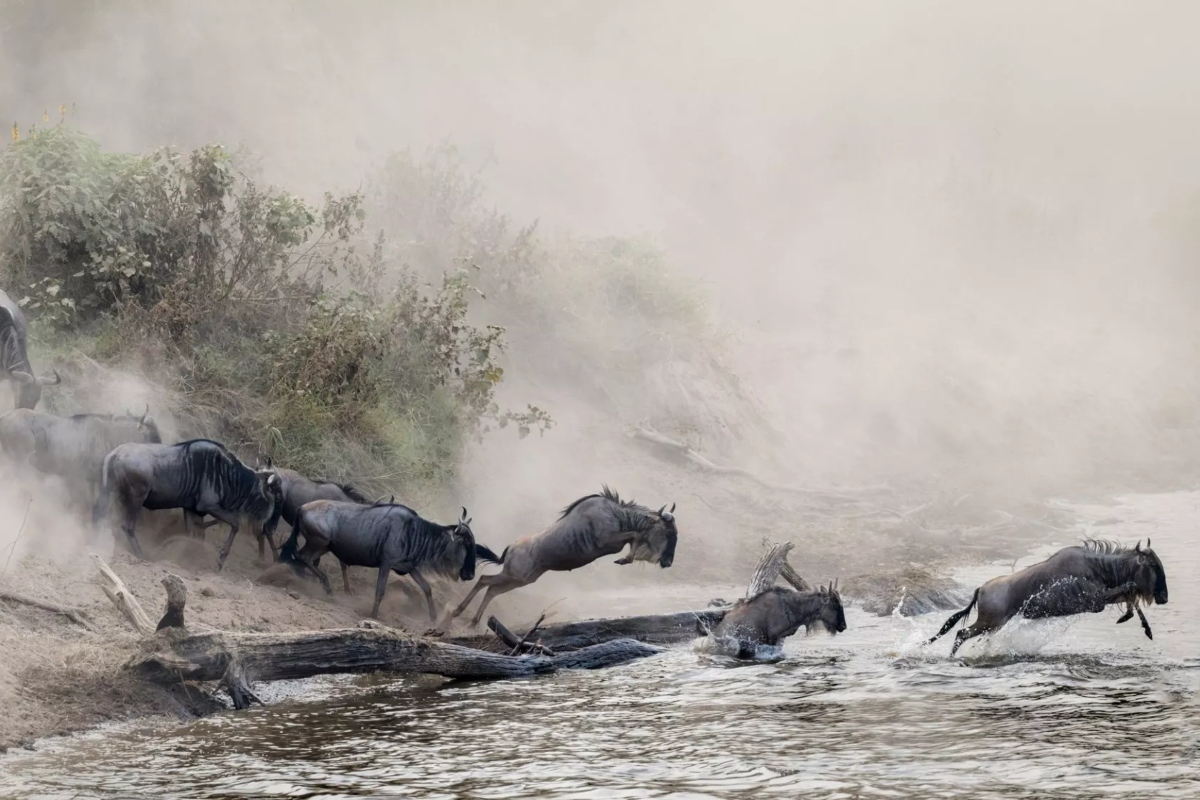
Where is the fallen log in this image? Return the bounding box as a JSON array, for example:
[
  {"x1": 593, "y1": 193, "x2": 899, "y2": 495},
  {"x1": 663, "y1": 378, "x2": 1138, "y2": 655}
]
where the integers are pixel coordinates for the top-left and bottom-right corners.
[{"x1": 94, "y1": 556, "x2": 661, "y2": 710}]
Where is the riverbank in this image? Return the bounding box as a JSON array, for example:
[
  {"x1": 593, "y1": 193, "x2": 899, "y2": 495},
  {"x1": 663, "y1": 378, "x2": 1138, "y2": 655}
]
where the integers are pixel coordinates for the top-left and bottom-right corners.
[{"x1": 0, "y1": 464, "x2": 1077, "y2": 753}]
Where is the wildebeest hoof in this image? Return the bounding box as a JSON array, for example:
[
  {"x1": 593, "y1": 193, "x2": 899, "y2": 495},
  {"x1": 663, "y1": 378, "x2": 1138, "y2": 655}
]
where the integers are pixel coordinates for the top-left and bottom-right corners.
[
  {"x1": 1116, "y1": 609, "x2": 1133, "y2": 623},
  {"x1": 614, "y1": 557, "x2": 632, "y2": 565}
]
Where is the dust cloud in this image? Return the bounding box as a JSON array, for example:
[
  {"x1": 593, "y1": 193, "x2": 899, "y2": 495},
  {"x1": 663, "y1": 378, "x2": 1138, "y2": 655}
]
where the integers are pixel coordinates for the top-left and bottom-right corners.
[{"x1": 3, "y1": 1, "x2": 1200, "y2": 583}]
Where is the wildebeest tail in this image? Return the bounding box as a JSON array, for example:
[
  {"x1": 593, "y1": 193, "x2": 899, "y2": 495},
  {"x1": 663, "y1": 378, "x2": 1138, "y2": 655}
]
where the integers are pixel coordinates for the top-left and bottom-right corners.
[
  {"x1": 279, "y1": 514, "x2": 304, "y2": 565},
  {"x1": 474, "y1": 543, "x2": 505, "y2": 564},
  {"x1": 927, "y1": 588, "x2": 979, "y2": 644},
  {"x1": 91, "y1": 450, "x2": 117, "y2": 530}
]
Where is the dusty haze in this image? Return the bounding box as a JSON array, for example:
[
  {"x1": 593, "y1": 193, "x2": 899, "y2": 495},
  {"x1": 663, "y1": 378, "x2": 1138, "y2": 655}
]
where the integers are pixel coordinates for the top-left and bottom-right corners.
[{"x1": 3, "y1": 1, "x2": 1200, "y2": 569}]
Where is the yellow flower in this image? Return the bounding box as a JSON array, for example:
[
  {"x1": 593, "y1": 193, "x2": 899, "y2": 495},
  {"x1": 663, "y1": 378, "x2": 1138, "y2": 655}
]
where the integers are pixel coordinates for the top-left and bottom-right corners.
[
  {"x1": 42, "y1": 110, "x2": 49, "y2": 124},
  {"x1": 58, "y1": 104, "x2": 66, "y2": 121},
  {"x1": 10, "y1": 123, "x2": 17, "y2": 143}
]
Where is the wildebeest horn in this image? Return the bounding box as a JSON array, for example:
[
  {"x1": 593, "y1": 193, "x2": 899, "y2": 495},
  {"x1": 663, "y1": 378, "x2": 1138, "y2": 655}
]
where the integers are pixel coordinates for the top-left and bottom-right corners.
[
  {"x1": 140, "y1": 403, "x2": 149, "y2": 425},
  {"x1": 460, "y1": 506, "x2": 468, "y2": 522},
  {"x1": 670, "y1": 502, "x2": 676, "y2": 513},
  {"x1": 1147, "y1": 537, "x2": 1151, "y2": 548},
  {"x1": 1135, "y1": 540, "x2": 1142, "y2": 552},
  {"x1": 37, "y1": 369, "x2": 61, "y2": 386},
  {"x1": 10, "y1": 370, "x2": 33, "y2": 385}
]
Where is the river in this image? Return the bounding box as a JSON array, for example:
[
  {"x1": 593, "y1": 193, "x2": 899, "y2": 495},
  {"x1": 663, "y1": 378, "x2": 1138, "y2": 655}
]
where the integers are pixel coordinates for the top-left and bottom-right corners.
[{"x1": 0, "y1": 490, "x2": 1196, "y2": 799}]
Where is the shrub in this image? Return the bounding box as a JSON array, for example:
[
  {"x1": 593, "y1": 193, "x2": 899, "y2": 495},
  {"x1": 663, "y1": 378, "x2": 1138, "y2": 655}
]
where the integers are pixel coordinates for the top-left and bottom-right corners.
[{"x1": 0, "y1": 121, "x2": 552, "y2": 497}]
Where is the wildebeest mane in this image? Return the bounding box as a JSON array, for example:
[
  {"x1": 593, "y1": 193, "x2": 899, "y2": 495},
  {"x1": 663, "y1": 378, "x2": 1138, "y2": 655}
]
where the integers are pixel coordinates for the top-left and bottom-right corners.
[
  {"x1": 559, "y1": 484, "x2": 659, "y2": 531},
  {"x1": 174, "y1": 439, "x2": 265, "y2": 512},
  {"x1": 1079, "y1": 538, "x2": 1135, "y2": 556}
]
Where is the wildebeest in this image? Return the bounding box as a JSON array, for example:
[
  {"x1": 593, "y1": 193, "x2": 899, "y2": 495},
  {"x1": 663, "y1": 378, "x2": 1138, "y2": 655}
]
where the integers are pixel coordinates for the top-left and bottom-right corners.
[
  {"x1": 0, "y1": 289, "x2": 60, "y2": 410},
  {"x1": 927, "y1": 539, "x2": 1169, "y2": 656},
  {"x1": 0, "y1": 406, "x2": 161, "y2": 509},
  {"x1": 281, "y1": 500, "x2": 499, "y2": 620},
  {"x1": 93, "y1": 438, "x2": 282, "y2": 569},
  {"x1": 262, "y1": 468, "x2": 378, "y2": 593},
  {"x1": 708, "y1": 581, "x2": 847, "y2": 659},
  {"x1": 448, "y1": 486, "x2": 679, "y2": 627}
]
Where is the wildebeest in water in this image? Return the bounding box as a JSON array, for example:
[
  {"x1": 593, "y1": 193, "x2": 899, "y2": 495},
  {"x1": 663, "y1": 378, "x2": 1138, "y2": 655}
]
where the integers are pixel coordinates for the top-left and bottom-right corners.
[
  {"x1": 93, "y1": 438, "x2": 282, "y2": 568},
  {"x1": 281, "y1": 500, "x2": 501, "y2": 620},
  {"x1": 448, "y1": 486, "x2": 679, "y2": 627},
  {"x1": 0, "y1": 289, "x2": 61, "y2": 410},
  {"x1": 927, "y1": 539, "x2": 1168, "y2": 657},
  {"x1": 0, "y1": 405, "x2": 161, "y2": 510},
  {"x1": 709, "y1": 581, "x2": 847, "y2": 659}
]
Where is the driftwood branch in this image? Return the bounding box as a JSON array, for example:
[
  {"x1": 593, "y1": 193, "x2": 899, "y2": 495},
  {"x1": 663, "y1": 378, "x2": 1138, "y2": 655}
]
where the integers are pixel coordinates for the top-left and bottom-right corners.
[
  {"x1": 0, "y1": 589, "x2": 94, "y2": 629},
  {"x1": 487, "y1": 614, "x2": 555, "y2": 656},
  {"x1": 92, "y1": 553, "x2": 155, "y2": 636}
]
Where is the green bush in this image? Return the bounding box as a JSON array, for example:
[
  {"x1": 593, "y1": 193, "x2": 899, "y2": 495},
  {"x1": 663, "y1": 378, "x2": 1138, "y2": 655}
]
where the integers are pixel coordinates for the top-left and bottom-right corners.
[{"x1": 0, "y1": 121, "x2": 552, "y2": 498}]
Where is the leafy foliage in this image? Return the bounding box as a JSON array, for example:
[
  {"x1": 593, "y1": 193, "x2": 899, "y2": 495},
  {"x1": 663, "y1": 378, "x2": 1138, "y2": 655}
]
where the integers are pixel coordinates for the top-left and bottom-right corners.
[{"x1": 0, "y1": 122, "x2": 552, "y2": 496}]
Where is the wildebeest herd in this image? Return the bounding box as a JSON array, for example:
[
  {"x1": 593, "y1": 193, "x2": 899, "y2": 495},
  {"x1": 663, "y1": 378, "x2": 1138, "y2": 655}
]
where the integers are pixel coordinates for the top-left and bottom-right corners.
[{"x1": 0, "y1": 288, "x2": 1173, "y2": 655}]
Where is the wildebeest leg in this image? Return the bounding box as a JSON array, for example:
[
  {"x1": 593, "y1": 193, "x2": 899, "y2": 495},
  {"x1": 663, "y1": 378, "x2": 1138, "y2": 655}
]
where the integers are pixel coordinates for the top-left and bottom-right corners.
[
  {"x1": 371, "y1": 565, "x2": 391, "y2": 619},
  {"x1": 407, "y1": 569, "x2": 439, "y2": 622},
  {"x1": 449, "y1": 574, "x2": 493, "y2": 621},
  {"x1": 1134, "y1": 606, "x2": 1153, "y2": 640},
  {"x1": 182, "y1": 510, "x2": 206, "y2": 540},
  {"x1": 207, "y1": 508, "x2": 244, "y2": 572},
  {"x1": 949, "y1": 625, "x2": 991, "y2": 657},
  {"x1": 257, "y1": 527, "x2": 280, "y2": 564},
  {"x1": 340, "y1": 561, "x2": 353, "y2": 595},
  {"x1": 1116, "y1": 605, "x2": 1134, "y2": 624},
  {"x1": 111, "y1": 484, "x2": 148, "y2": 559},
  {"x1": 468, "y1": 577, "x2": 523, "y2": 628}
]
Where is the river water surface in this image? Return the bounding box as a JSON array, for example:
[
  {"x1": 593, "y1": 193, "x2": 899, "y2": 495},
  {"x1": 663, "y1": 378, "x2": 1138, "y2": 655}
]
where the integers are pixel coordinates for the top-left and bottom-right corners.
[{"x1": 0, "y1": 490, "x2": 1197, "y2": 799}]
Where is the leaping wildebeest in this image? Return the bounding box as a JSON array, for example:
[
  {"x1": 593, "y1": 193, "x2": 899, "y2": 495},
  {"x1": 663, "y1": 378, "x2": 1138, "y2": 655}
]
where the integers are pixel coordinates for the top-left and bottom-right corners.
[
  {"x1": 0, "y1": 406, "x2": 161, "y2": 510},
  {"x1": 0, "y1": 289, "x2": 61, "y2": 410},
  {"x1": 281, "y1": 500, "x2": 499, "y2": 620},
  {"x1": 927, "y1": 539, "x2": 1168, "y2": 657},
  {"x1": 708, "y1": 582, "x2": 847, "y2": 659},
  {"x1": 448, "y1": 486, "x2": 679, "y2": 627},
  {"x1": 93, "y1": 438, "x2": 282, "y2": 569},
  {"x1": 263, "y1": 468, "x2": 386, "y2": 593}
]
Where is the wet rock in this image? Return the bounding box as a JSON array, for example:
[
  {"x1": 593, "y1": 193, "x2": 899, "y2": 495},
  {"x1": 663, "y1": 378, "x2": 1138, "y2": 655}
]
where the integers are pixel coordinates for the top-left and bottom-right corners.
[{"x1": 843, "y1": 568, "x2": 970, "y2": 617}]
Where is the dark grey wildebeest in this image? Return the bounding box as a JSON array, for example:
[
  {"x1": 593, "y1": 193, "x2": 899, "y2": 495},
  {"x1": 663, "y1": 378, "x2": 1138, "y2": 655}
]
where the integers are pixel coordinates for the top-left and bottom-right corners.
[
  {"x1": 0, "y1": 406, "x2": 161, "y2": 510},
  {"x1": 281, "y1": 500, "x2": 500, "y2": 620},
  {"x1": 261, "y1": 468, "x2": 384, "y2": 593},
  {"x1": 448, "y1": 486, "x2": 679, "y2": 627},
  {"x1": 0, "y1": 289, "x2": 60, "y2": 410},
  {"x1": 709, "y1": 582, "x2": 847, "y2": 659},
  {"x1": 93, "y1": 438, "x2": 282, "y2": 569},
  {"x1": 928, "y1": 539, "x2": 1169, "y2": 657}
]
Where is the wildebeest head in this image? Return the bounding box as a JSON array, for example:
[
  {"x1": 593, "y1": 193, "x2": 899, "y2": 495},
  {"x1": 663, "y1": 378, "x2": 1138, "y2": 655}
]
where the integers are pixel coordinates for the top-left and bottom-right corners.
[
  {"x1": 624, "y1": 502, "x2": 678, "y2": 568},
  {"x1": 452, "y1": 506, "x2": 477, "y2": 581},
  {"x1": 10, "y1": 369, "x2": 61, "y2": 410},
  {"x1": 120, "y1": 405, "x2": 162, "y2": 444},
  {"x1": 1132, "y1": 539, "x2": 1168, "y2": 606},
  {"x1": 811, "y1": 580, "x2": 847, "y2": 635},
  {"x1": 254, "y1": 459, "x2": 284, "y2": 523}
]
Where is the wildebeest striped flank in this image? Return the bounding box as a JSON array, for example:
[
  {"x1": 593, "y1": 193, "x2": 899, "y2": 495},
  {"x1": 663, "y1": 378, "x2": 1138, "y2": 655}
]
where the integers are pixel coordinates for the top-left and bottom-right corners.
[
  {"x1": 281, "y1": 500, "x2": 502, "y2": 621},
  {"x1": 92, "y1": 438, "x2": 282, "y2": 569},
  {"x1": 449, "y1": 486, "x2": 679, "y2": 627},
  {"x1": 0, "y1": 289, "x2": 60, "y2": 410}
]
